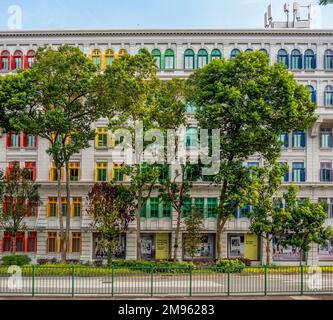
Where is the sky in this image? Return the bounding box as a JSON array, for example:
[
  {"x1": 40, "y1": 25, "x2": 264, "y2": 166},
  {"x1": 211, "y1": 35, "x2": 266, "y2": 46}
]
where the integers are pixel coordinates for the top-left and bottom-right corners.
[{"x1": 0, "y1": 0, "x2": 332, "y2": 30}]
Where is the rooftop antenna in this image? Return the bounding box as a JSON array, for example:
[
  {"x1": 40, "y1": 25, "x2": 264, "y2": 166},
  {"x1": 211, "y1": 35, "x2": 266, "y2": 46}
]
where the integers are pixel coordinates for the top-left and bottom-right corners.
[
  {"x1": 293, "y1": 2, "x2": 301, "y2": 21},
  {"x1": 265, "y1": 4, "x2": 273, "y2": 28},
  {"x1": 284, "y1": 3, "x2": 290, "y2": 26}
]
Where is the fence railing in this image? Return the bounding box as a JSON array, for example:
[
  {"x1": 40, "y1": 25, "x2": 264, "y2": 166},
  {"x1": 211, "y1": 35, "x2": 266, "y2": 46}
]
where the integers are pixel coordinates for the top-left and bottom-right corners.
[{"x1": 0, "y1": 265, "x2": 332, "y2": 297}]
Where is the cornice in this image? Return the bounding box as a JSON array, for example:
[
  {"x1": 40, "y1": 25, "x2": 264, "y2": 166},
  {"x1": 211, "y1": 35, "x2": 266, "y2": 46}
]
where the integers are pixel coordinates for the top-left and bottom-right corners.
[{"x1": 0, "y1": 28, "x2": 333, "y2": 38}]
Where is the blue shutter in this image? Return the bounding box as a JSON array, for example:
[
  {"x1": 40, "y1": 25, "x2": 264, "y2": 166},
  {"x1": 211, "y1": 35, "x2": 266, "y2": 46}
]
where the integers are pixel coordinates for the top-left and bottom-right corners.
[
  {"x1": 234, "y1": 207, "x2": 238, "y2": 219},
  {"x1": 285, "y1": 171, "x2": 289, "y2": 182},
  {"x1": 300, "y1": 54, "x2": 303, "y2": 69},
  {"x1": 301, "y1": 132, "x2": 306, "y2": 148},
  {"x1": 301, "y1": 168, "x2": 306, "y2": 182},
  {"x1": 286, "y1": 54, "x2": 289, "y2": 69},
  {"x1": 313, "y1": 55, "x2": 317, "y2": 69},
  {"x1": 313, "y1": 90, "x2": 317, "y2": 103},
  {"x1": 292, "y1": 132, "x2": 295, "y2": 147},
  {"x1": 284, "y1": 133, "x2": 289, "y2": 148}
]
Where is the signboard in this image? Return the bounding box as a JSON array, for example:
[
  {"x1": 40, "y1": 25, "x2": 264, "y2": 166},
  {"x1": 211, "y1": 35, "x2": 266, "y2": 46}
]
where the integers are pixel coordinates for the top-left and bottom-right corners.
[
  {"x1": 156, "y1": 234, "x2": 169, "y2": 260},
  {"x1": 230, "y1": 236, "x2": 244, "y2": 257},
  {"x1": 244, "y1": 234, "x2": 259, "y2": 261},
  {"x1": 183, "y1": 234, "x2": 215, "y2": 260}
]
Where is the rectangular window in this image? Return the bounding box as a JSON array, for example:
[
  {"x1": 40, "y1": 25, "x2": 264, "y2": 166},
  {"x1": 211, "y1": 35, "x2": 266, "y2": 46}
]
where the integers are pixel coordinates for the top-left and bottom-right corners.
[
  {"x1": 195, "y1": 198, "x2": 205, "y2": 216},
  {"x1": 207, "y1": 198, "x2": 218, "y2": 218},
  {"x1": 16, "y1": 234, "x2": 24, "y2": 252},
  {"x1": 185, "y1": 56, "x2": 194, "y2": 70},
  {"x1": 27, "y1": 232, "x2": 37, "y2": 252},
  {"x1": 140, "y1": 200, "x2": 147, "y2": 218},
  {"x1": 6, "y1": 161, "x2": 19, "y2": 179},
  {"x1": 7, "y1": 132, "x2": 20, "y2": 148},
  {"x1": 24, "y1": 162, "x2": 36, "y2": 181},
  {"x1": 69, "y1": 162, "x2": 80, "y2": 182},
  {"x1": 164, "y1": 56, "x2": 174, "y2": 69},
  {"x1": 157, "y1": 165, "x2": 170, "y2": 183},
  {"x1": 71, "y1": 233, "x2": 81, "y2": 253},
  {"x1": 320, "y1": 162, "x2": 332, "y2": 182},
  {"x1": 2, "y1": 57, "x2": 9, "y2": 70},
  {"x1": 96, "y1": 128, "x2": 109, "y2": 148},
  {"x1": 27, "y1": 201, "x2": 38, "y2": 217},
  {"x1": 23, "y1": 134, "x2": 37, "y2": 148},
  {"x1": 96, "y1": 162, "x2": 108, "y2": 182},
  {"x1": 47, "y1": 197, "x2": 57, "y2": 217},
  {"x1": 72, "y1": 197, "x2": 82, "y2": 217},
  {"x1": 279, "y1": 162, "x2": 289, "y2": 182},
  {"x1": 320, "y1": 129, "x2": 332, "y2": 148},
  {"x1": 182, "y1": 198, "x2": 192, "y2": 217},
  {"x1": 292, "y1": 163, "x2": 306, "y2": 182},
  {"x1": 186, "y1": 128, "x2": 198, "y2": 148},
  {"x1": 293, "y1": 131, "x2": 306, "y2": 148},
  {"x1": 47, "y1": 232, "x2": 57, "y2": 253},
  {"x1": 150, "y1": 198, "x2": 159, "y2": 218},
  {"x1": 279, "y1": 133, "x2": 289, "y2": 148},
  {"x1": 112, "y1": 163, "x2": 124, "y2": 182},
  {"x1": 3, "y1": 235, "x2": 11, "y2": 252},
  {"x1": 162, "y1": 201, "x2": 172, "y2": 218},
  {"x1": 240, "y1": 205, "x2": 251, "y2": 218},
  {"x1": 50, "y1": 162, "x2": 63, "y2": 182}
]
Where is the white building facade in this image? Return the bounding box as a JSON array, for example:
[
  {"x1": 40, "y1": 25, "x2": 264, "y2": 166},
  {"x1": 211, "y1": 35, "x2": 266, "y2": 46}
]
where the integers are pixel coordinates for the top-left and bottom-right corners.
[{"x1": 0, "y1": 28, "x2": 333, "y2": 265}]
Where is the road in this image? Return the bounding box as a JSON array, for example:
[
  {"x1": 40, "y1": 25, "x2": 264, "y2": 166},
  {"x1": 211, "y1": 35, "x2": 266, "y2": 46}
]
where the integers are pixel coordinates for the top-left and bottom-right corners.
[{"x1": 0, "y1": 273, "x2": 332, "y2": 297}]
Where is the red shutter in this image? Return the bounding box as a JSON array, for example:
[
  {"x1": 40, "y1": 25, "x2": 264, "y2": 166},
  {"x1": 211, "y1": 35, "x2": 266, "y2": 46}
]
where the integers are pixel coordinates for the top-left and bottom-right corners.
[
  {"x1": 23, "y1": 55, "x2": 28, "y2": 69},
  {"x1": 6, "y1": 133, "x2": 11, "y2": 147},
  {"x1": 34, "y1": 136, "x2": 37, "y2": 148},
  {"x1": 18, "y1": 133, "x2": 21, "y2": 147},
  {"x1": 1, "y1": 237, "x2": 4, "y2": 252},
  {"x1": 23, "y1": 133, "x2": 27, "y2": 148},
  {"x1": 10, "y1": 55, "x2": 15, "y2": 70}
]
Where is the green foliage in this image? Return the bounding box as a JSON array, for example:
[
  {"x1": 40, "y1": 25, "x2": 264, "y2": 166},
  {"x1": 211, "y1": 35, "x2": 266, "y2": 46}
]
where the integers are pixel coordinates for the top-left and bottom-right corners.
[
  {"x1": 282, "y1": 186, "x2": 333, "y2": 254},
  {"x1": 183, "y1": 208, "x2": 204, "y2": 260},
  {"x1": 87, "y1": 183, "x2": 135, "y2": 265},
  {"x1": 320, "y1": 0, "x2": 333, "y2": 5},
  {"x1": 216, "y1": 259, "x2": 246, "y2": 273},
  {"x1": 188, "y1": 51, "x2": 317, "y2": 258},
  {"x1": 1, "y1": 255, "x2": 31, "y2": 266},
  {"x1": 0, "y1": 163, "x2": 40, "y2": 254}
]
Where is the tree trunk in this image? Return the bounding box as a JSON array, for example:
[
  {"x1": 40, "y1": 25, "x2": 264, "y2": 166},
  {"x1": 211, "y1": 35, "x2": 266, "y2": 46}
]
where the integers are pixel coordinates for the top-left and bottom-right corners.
[
  {"x1": 173, "y1": 209, "x2": 182, "y2": 262},
  {"x1": 12, "y1": 237, "x2": 16, "y2": 255},
  {"x1": 136, "y1": 190, "x2": 142, "y2": 260},
  {"x1": 57, "y1": 167, "x2": 66, "y2": 263},
  {"x1": 65, "y1": 161, "x2": 71, "y2": 258},
  {"x1": 266, "y1": 235, "x2": 271, "y2": 266},
  {"x1": 216, "y1": 216, "x2": 227, "y2": 260}
]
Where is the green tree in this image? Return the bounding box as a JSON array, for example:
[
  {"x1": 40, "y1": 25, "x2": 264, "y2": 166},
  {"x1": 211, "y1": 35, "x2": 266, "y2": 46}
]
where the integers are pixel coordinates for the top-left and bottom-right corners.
[
  {"x1": 104, "y1": 49, "x2": 160, "y2": 260},
  {"x1": 249, "y1": 162, "x2": 290, "y2": 265},
  {"x1": 282, "y1": 186, "x2": 333, "y2": 266},
  {"x1": 319, "y1": 0, "x2": 333, "y2": 5},
  {"x1": 87, "y1": 183, "x2": 135, "y2": 265},
  {"x1": 188, "y1": 51, "x2": 317, "y2": 259},
  {"x1": 0, "y1": 163, "x2": 40, "y2": 254},
  {"x1": 183, "y1": 207, "x2": 204, "y2": 261},
  {"x1": 11, "y1": 45, "x2": 104, "y2": 262}
]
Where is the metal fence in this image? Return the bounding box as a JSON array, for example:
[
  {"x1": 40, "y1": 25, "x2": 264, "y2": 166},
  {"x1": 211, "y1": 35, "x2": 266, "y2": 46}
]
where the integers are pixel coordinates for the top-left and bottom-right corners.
[{"x1": 0, "y1": 265, "x2": 332, "y2": 297}]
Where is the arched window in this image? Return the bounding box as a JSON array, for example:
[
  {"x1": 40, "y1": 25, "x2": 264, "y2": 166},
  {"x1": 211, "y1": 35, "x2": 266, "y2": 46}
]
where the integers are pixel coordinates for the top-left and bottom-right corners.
[
  {"x1": 152, "y1": 49, "x2": 162, "y2": 69},
  {"x1": 260, "y1": 48, "x2": 269, "y2": 56},
  {"x1": 230, "y1": 48, "x2": 241, "y2": 59},
  {"x1": 197, "y1": 49, "x2": 208, "y2": 68},
  {"x1": 91, "y1": 49, "x2": 101, "y2": 68},
  {"x1": 304, "y1": 49, "x2": 316, "y2": 70},
  {"x1": 324, "y1": 49, "x2": 333, "y2": 70},
  {"x1": 118, "y1": 49, "x2": 128, "y2": 58},
  {"x1": 324, "y1": 85, "x2": 333, "y2": 107},
  {"x1": 164, "y1": 49, "x2": 175, "y2": 69},
  {"x1": 211, "y1": 49, "x2": 222, "y2": 60},
  {"x1": 277, "y1": 49, "x2": 289, "y2": 68},
  {"x1": 13, "y1": 50, "x2": 23, "y2": 70},
  {"x1": 137, "y1": 48, "x2": 145, "y2": 55},
  {"x1": 245, "y1": 48, "x2": 253, "y2": 53},
  {"x1": 307, "y1": 85, "x2": 316, "y2": 103},
  {"x1": 26, "y1": 50, "x2": 35, "y2": 68},
  {"x1": 0, "y1": 50, "x2": 10, "y2": 71},
  {"x1": 184, "y1": 49, "x2": 195, "y2": 70},
  {"x1": 291, "y1": 49, "x2": 302, "y2": 70},
  {"x1": 104, "y1": 49, "x2": 114, "y2": 68}
]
